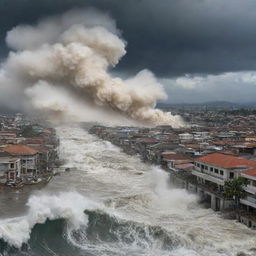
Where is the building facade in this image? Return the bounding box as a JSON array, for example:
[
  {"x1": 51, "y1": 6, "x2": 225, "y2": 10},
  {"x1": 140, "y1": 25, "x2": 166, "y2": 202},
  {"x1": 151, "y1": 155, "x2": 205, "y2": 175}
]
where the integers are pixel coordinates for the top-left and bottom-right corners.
[
  {"x1": 4, "y1": 145, "x2": 39, "y2": 177},
  {"x1": 0, "y1": 157, "x2": 21, "y2": 184}
]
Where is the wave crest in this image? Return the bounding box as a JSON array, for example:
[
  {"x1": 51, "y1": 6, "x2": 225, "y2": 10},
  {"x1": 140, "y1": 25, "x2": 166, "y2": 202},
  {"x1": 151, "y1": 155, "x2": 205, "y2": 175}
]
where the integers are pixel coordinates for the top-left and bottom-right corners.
[{"x1": 0, "y1": 192, "x2": 101, "y2": 248}]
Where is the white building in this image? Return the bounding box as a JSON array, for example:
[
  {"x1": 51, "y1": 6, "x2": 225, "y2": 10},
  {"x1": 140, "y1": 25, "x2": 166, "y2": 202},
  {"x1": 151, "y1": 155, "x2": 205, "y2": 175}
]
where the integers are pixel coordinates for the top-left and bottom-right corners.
[
  {"x1": 192, "y1": 153, "x2": 256, "y2": 191},
  {"x1": 179, "y1": 133, "x2": 194, "y2": 142},
  {"x1": 0, "y1": 157, "x2": 21, "y2": 184},
  {"x1": 241, "y1": 170, "x2": 256, "y2": 211},
  {"x1": 4, "y1": 145, "x2": 39, "y2": 177}
]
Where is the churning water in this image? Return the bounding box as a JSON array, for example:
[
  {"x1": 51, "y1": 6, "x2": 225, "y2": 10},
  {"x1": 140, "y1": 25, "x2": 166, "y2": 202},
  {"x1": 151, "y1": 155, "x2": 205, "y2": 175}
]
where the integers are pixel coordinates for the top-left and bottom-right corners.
[{"x1": 0, "y1": 125, "x2": 255, "y2": 256}]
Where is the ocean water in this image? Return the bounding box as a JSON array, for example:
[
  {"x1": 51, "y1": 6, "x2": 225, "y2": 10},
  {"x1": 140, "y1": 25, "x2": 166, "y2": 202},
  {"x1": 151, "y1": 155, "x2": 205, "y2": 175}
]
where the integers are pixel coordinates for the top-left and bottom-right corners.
[{"x1": 0, "y1": 125, "x2": 255, "y2": 256}]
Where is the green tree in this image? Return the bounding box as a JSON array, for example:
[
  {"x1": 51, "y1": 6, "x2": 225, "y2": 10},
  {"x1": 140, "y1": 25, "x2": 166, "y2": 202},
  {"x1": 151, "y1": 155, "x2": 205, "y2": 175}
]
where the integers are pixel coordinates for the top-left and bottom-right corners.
[
  {"x1": 21, "y1": 125, "x2": 36, "y2": 137},
  {"x1": 224, "y1": 177, "x2": 247, "y2": 209}
]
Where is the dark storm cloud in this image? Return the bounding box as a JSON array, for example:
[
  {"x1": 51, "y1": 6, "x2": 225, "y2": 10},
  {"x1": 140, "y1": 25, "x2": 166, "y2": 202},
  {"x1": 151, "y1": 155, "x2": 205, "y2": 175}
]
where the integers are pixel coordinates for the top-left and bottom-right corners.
[{"x1": 2, "y1": 0, "x2": 256, "y2": 76}]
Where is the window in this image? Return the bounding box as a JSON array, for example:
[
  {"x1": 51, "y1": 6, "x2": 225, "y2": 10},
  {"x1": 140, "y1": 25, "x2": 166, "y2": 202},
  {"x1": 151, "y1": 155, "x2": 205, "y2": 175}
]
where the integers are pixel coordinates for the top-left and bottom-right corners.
[
  {"x1": 230, "y1": 172, "x2": 234, "y2": 179},
  {"x1": 214, "y1": 169, "x2": 219, "y2": 174},
  {"x1": 205, "y1": 166, "x2": 208, "y2": 170},
  {"x1": 220, "y1": 170, "x2": 224, "y2": 175},
  {"x1": 10, "y1": 163, "x2": 14, "y2": 168},
  {"x1": 201, "y1": 164, "x2": 205, "y2": 169},
  {"x1": 210, "y1": 167, "x2": 213, "y2": 172}
]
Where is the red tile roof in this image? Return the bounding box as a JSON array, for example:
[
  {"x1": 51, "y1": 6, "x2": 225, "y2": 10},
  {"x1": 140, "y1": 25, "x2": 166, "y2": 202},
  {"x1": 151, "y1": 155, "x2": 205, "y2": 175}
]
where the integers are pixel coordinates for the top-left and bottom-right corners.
[
  {"x1": 242, "y1": 169, "x2": 256, "y2": 177},
  {"x1": 243, "y1": 142, "x2": 256, "y2": 148},
  {"x1": 4, "y1": 145, "x2": 38, "y2": 156},
  {"x1": 31, "y1": 145, "x2": 49, "y2": 153},
  {"x1": 136, "y1": 138, "x2": 158, "y2": 143},
  {"x1": 42, "y1": 129, "x2": 53, "y2": 134},
  {"x1": 213, "y1": 141, "x2": 240, "y2": 146},
  {"x1": 196, "y1": 153, "x2": 256, "y2": 169}
]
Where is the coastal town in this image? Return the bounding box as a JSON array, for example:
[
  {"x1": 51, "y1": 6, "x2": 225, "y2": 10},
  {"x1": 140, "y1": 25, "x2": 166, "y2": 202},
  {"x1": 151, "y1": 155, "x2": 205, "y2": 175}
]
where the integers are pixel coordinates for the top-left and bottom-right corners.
[
  {"x1": 0, "y1": 113, "x2": 59, "y2": 188},
  {"x1": 1, "y1": 108, "x2": 256, "y2": 230},
  {"x1": 89, "y1": 108, "x2": 256, "y2": 230},
  {"x1": 1, "y1": 2, "x2": 256, "y2": 255}
]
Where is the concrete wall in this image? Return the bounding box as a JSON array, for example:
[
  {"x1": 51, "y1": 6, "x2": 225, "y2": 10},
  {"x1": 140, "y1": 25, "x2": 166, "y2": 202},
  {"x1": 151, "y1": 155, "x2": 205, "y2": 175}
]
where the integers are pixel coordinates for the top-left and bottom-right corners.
[{"x1": 237, "y1": 214, "x2": 256, "y2": 229}]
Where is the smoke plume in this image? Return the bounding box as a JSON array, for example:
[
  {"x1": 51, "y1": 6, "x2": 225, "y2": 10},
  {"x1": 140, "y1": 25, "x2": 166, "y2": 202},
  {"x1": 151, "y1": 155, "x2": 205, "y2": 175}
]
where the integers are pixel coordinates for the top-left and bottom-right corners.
[{"x1": 1, "y1": 9, "x2": 184, "y2": 127}]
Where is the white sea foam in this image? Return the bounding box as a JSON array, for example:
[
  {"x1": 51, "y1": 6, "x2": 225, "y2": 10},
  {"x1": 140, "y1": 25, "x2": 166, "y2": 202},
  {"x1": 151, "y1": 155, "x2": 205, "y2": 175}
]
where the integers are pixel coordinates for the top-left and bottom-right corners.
[
  {"x1": 0, "y1": 191, "x2": 102, "y2": 248},
  {"x1": 149, "y1": 167, "x2": 198, "y2": 213},
  {"x1": 56, "y1": 126, "x2": 256, "y2": 256}
]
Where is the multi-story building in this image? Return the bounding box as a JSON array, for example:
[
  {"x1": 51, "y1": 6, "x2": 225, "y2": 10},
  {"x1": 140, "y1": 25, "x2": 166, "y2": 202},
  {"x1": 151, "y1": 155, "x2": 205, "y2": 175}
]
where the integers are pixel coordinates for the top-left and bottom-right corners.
[
  {"x1": 162, "y1": 153, "x2": 193, "y2": 171},
  {"x1": 179, "y1": 133, "x2": 194, "y2": 143},
  {"x1": 241, "y1": 169, "x2": 256, "y2": 210},
  {"x1": 192, "y1": 153, "x2": 256, "y2": 192},
  {"x1": 239, "y1": 169, "x2": 256, "y2": 228},
  {"x1": 0, "y1": 156, "x2": 21, "y2": 184},
  {"x1": 3, "y1": 145, "x2": 39, "y2": 177}
]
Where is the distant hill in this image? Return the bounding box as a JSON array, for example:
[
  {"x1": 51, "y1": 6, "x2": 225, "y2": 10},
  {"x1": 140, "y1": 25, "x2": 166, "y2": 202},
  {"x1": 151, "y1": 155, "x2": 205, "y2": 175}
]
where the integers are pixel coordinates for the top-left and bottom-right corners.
[
  {"x1": 0, "y1": 106, "x2": 16, "y2": 115},
  {"x1": 157, "y1": 101, "x2": 256, "y2": 110}
]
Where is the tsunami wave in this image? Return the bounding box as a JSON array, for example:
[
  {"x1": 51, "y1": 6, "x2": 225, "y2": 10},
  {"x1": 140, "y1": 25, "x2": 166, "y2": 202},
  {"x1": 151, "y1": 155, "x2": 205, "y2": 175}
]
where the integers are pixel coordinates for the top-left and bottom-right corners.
[
  {"x1": 0, "y1": 192, "x2": 199, "y2": 256},
  {"x1": 0, "y1": 192, "x2": 101, "y2": 248}
]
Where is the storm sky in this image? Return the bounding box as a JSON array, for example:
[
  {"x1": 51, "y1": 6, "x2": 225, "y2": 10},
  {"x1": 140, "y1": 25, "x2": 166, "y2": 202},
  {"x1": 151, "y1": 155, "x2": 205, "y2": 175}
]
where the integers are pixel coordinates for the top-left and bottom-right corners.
[{"x1": 1, "y1": 0, "x2": 256, "y2": 103}]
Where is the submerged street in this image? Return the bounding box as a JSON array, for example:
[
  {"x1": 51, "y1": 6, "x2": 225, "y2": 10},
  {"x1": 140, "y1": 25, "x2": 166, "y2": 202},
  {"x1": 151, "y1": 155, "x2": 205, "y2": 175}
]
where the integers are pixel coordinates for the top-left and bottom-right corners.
[{"x1": 0, "y1": 125, "x2": 255, "y2": 256}]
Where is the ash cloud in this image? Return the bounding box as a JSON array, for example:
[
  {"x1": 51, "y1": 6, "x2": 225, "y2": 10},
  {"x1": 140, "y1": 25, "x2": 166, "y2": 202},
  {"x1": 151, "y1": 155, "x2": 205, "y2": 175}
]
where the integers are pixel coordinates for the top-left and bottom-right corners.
[{"x1": 0, "y1": 9, "x2": 184, "y2": 127}]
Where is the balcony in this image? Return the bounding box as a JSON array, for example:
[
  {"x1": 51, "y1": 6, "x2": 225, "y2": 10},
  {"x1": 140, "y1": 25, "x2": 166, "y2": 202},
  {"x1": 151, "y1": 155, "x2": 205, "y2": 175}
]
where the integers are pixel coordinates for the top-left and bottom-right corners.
[
  {"x1": 22, "y1": 164, "x2": 36, "y2": 169},
  {"x1": 240, "y1": 196, "x2": 256, "y2": 208},
  {"x1": 192, "y1": 169, "x2": 225, "y2": 186},
  {"x1": 243, "y1": 185, "x2": 256, "y2": 195}
]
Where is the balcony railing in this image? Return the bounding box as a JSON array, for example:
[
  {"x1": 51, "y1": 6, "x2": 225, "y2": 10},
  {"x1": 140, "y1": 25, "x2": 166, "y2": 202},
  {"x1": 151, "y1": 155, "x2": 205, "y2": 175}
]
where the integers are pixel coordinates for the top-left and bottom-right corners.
[
  {"x1": 192, "y1": 169, "x2": 225, "y2": 185},
  {"x1": 240, "y1": 196, "x2": 256, "y2": 208},
  {"x1": 243, "y1": 185, "x2": 256, "y2": 195}
]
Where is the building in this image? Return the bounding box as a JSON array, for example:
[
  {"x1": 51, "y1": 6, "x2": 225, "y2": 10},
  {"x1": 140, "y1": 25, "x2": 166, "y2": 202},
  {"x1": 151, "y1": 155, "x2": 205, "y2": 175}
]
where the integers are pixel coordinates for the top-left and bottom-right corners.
[
  {"x1": 241, "y1": 169, "x2": 256, "y2": 210},
  {"x1": 3, "y1": 145, "x2": 39, "y2": 177},
  {"x1": 162, "y1": 153, "x2": 193, "y2": 171},
  {"x1": 134, "y1": 138, "x2": 159, "y2": 161},
  {"x1": 179, "y1": 133, "x2": 194, "y2": 143},
  {"x1": 146, "y1": 143, "x2": 180, "y2": 164},
  {"x1": 192, "y1": 153, "x2": 256, "y2": 212},
  {"x1": 0, "y1": 156, "x2": 21, "y2": 184},
  {"x1": 238, "y1": 169, "x2": 256, "y2": 228},
  {"x1": 193, "y1": 153, "x2": 256, "y2": 191}
]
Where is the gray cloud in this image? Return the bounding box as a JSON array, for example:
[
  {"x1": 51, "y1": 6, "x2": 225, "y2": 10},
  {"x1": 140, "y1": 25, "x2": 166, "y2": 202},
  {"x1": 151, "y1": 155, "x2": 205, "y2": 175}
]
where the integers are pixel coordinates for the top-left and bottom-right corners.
[
  {"x1": 1, "y1": 0, "x2": 256, "y2": 104},
  {"x1": 1, "y1": 0, "x2": 256, "y2": 77},
  {"x1": 162, "y1": 72, "x2": 256, "y2": 103}
]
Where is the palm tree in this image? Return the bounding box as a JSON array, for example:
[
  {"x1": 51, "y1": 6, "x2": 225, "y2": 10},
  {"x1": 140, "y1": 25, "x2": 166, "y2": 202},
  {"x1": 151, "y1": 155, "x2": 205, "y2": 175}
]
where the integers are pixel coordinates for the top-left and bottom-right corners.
[{"x1": 224, "y1": 177, "x2": 247, "y2": 209}]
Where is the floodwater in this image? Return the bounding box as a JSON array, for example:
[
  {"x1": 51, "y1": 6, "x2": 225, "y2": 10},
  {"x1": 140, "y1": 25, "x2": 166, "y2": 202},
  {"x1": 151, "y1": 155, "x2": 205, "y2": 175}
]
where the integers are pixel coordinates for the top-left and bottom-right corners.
[{"x1": 0, "y1": 125, "x2": 255, "y2": 256}]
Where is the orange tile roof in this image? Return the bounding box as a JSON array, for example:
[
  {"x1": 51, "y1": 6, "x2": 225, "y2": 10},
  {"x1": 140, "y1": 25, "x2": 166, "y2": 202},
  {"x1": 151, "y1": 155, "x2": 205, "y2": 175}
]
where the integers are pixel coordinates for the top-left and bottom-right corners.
[
  {"x1": 42, "y1": 129, "x2": 52, "y2": 134},
  {"x1": 196, "y1": 153, "x2": 256, "y2": 169},
  {"x1": 243, "y1": 142, "x2": 256, "y2": 148},
  {"x1": 136, "y1": 138, "x2": 158, "y2": 143},
  {"x1": 4, "y1": 145, "x2": 38, "y2": 156},
  {"x1": 213, "y1": 141, "x2": 240, "y2": 146},
  {"x1": 31, "y1": 145, "x2": 49, "y2": 153},
  {"x1": 242, "y1": 169, "x2": 256, "y2": 177}
]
